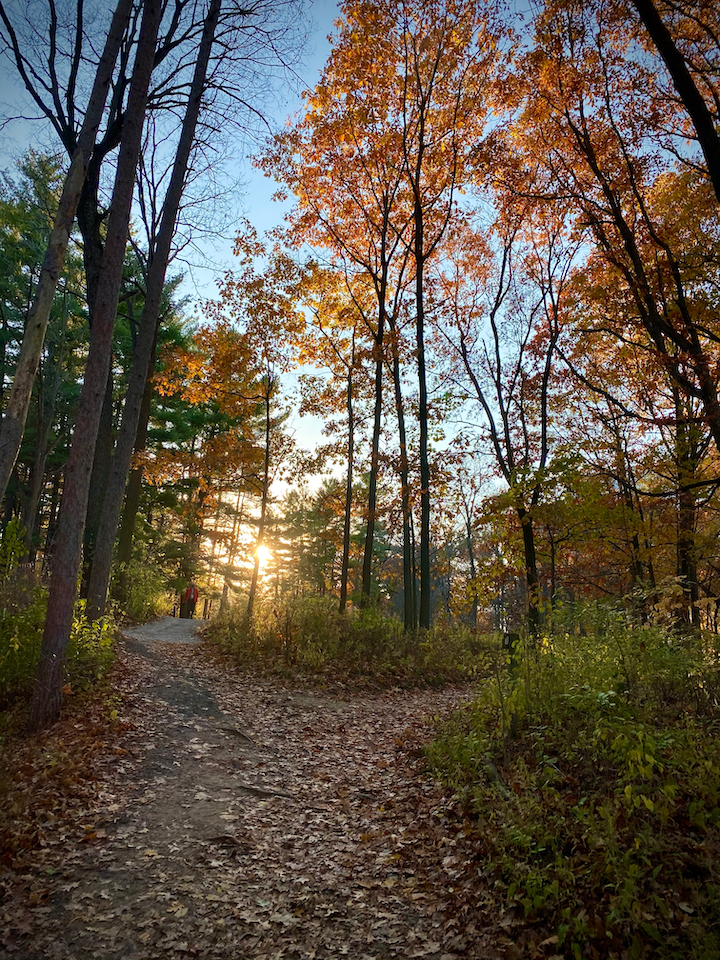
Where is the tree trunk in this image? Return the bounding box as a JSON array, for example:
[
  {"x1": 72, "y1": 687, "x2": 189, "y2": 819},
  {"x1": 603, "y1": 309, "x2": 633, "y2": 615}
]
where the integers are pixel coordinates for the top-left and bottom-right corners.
[
  {"x1": 339, "y1": 364, "x2": 354, "y2": 614},
  {"x1": 86, "y1": 0, "x2": 222, "y2": 621},
  {"x1": 360, "y1": 303, "x2": 386, "y2": 605},
  {"x1": 674, "y1": 388, "x2": 700, "y2": 630},
  {"x1": 114, "y1": 360, "x2": 155, "y2": 582},
  {"x1": 465, "y1": 511, "x2": 478, "y2": 629},
  {"x1": 629, "y1": 0, "x2": 720, "y2": 204},
  {"x1": 22, "y1": 342, "x2": 64, "y2": 554},
  {"x1": 44, "y1": 471, "x2": 61, "y2": 556},
  {"x1": 517, "y1": 504, "x2": 540, "y2": 639},
  {"x1": 23, "y1": 295, "x2": 68, "y2": 553},
  {"x1": 27, "y1": 0, "x2": 163, "y2": 733},
  {"x1": 0, "y1": 308, "x2": 7, "y2": 408},
  {"x1": 81, "y1": 368, "x2": 114, "y2": 593},
  {"x1": 247, "y1": 381, "x2": 272, "y2": 622},
  {"x1": 0, "y1": 0, "x2": 133, "y2": 506},
  {"x1": 219, "y1": 488, "x2": 244, "y2": 615},
  {"x1": 414, "y1": 196, "x2": 431, "y2": 630},
  {"x1": 388, "y1": 318, "x2": 415, "y2": 630}
]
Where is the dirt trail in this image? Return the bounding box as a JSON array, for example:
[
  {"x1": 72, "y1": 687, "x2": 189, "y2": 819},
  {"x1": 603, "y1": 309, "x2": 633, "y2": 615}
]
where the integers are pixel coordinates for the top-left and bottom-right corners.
[{"x1": 1, "y1": 618, "x2": 503, "y2": 959}]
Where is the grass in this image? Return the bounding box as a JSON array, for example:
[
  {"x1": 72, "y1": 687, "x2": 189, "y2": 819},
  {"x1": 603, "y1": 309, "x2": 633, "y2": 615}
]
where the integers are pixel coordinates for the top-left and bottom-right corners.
[
  {"x1": 205, "y1": 595, "x2": 500, "y2": 687},
  {"x1": 425, "y1": 623, "x2": 720, "y2": 960}
]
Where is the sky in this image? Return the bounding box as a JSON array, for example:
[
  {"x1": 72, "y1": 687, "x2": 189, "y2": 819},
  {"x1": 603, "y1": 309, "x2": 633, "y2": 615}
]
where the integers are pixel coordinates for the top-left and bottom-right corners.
[
  {"x1": 0, "y1": 0, "x2": 341, "y2": 454},
  {"x1": 185, "y1": 0, "x2": 340, "y2": 298},
  {"x1": 0, "y1": 0, "x2": 341, "y2": 295}
]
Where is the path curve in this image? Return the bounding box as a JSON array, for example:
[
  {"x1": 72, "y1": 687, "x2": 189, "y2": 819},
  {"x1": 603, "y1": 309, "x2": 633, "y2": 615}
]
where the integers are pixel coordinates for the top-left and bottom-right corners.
[
  {"x1": 1, "y1": 620, "x2": 503, "y2": 959},
  {"x1": 122, "y1": 614, "x2": 202, "y2": 644}
]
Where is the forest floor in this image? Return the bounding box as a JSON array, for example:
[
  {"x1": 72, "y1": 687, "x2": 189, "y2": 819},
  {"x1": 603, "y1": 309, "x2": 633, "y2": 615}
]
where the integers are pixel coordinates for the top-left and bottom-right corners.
[{"x1": 0, "y1": 618, "x2": 514, "y2": 960}]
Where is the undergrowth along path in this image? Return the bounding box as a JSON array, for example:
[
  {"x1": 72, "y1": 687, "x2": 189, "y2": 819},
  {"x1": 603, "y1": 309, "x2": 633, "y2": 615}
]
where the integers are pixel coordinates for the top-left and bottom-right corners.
[{"x1": 1, "y1": 617, "x2": 506, "y2": 959}]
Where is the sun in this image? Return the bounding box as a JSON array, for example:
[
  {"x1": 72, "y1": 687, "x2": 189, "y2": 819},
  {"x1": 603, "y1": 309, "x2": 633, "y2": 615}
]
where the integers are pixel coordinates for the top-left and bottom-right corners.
[{"x1": 256, "y1": 544, "x2": 272, "y2": 567}]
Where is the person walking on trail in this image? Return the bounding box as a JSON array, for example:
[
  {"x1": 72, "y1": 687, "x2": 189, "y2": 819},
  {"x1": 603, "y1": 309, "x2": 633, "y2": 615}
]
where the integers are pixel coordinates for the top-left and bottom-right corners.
[{"x1": 181, "y1": 582, "x2": 199, "y2": 619}]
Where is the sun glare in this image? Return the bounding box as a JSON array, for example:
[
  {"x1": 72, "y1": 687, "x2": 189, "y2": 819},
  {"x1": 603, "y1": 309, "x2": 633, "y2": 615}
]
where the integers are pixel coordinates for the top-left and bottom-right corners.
[{"x1": 256, "y1": 544, "x2": 272, "y2": 567}]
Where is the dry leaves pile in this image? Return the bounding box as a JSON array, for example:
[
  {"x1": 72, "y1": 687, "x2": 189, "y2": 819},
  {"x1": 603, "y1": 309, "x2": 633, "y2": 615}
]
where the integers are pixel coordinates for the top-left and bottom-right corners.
[{"x1": 1, "y1": 620, "x2": 509, "y2": 959}]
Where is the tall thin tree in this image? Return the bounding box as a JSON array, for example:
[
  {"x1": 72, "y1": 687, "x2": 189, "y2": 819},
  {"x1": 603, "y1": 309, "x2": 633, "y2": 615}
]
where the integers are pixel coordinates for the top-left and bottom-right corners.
[
  {"x1": 27, "y1": 0, "x2": 164, "y2": 732},
  {"x1": 86, "y1": 0, "x2": 223, "y2": 621},
  {"x1": 0, "y1": 0, "x2": 134, "y2": 505}
]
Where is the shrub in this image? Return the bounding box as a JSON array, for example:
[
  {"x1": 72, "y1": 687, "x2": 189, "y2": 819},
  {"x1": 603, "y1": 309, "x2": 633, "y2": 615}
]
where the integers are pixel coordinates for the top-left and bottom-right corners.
[
  {"x1": 426, "y1": 623, "x2": 720, "y2": 959},
  {"x1": 1, "y1": 582, "x2": 117, "y2": 714},
  {"x1": 66, "y1": 602, "x2": 116, "y2": 689},
  {"x1": 111, "y1": 558, "x2": 170, "y2": 623},
  {"x1": 206, "y1": 595, "x2": 500, "y2": 686},
  {"x1": 0, "y1": 567, "x2": 47, "y2": 710},
  {"x1": 0, "y1": 518, "x2": 26, "y2": 578}
]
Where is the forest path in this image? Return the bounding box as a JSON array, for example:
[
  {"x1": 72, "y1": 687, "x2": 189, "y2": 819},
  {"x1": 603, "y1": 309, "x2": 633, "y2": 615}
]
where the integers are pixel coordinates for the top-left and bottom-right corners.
[{"x1": 2, "y1": 619, "x2": 504, "y2": 959}]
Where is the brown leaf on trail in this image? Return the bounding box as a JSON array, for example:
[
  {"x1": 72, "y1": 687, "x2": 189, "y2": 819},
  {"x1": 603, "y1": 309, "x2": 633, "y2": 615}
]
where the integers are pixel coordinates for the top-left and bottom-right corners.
[
  {"x1": 205, "y1": 834, "x2": 250, "y2": 848},
  {"x1": 0, "y1": 631, "x2": 506, "y2": 959}
]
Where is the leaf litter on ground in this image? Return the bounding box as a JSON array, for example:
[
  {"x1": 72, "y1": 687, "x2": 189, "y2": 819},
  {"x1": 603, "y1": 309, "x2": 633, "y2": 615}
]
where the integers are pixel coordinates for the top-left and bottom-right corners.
[{"x1": 0, "y1": 623, "x2": 522, "y2": 959}]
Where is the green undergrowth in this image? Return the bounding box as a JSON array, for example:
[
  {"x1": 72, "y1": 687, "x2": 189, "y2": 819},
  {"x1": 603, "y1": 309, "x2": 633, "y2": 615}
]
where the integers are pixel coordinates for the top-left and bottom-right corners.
[
  {"x1": 110, "y1": 558, "x2": 171, "y2": 624},
  {"x1": 0, "y1": 523, "x2": 116, "y2": 717},
  {"x1": 0, "y1": 585, "x2": 116, "y2": 715},
  {"x1": 205, "y1": 596, "x2": 500, "y2": 687},
  {"x1": 426, "y1": 625, "x2": 720, "y2": 960}
]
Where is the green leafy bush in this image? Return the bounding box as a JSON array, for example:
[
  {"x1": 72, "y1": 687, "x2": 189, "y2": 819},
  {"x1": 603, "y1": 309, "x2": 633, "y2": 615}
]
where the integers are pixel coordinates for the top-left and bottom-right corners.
[
  {"x1": 0, "y1": 567, "x2": 47, "y2": 709},
  {"x1": 66, "y1": 602, "x2": 116, "y2": 689},
  {"x1": 426, "y1": 623, "x2": 720, "y2": 959},
  {"x1": 0, "y1": 518, "x2": 26, "y2": 578},
  {"x1": 0, "y1": 529, "x2": 117, "y2": 711},
  {"x1": 111, "y1": 558, "x2": 170, "y2": 623}
]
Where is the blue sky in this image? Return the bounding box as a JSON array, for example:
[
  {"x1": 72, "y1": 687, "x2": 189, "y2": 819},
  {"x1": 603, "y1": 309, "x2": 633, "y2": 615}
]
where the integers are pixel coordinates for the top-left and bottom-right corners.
[
  {"x1": 188, "y1": 0, "x2": 340, "y2": 298},
  {"x1": 0, "y1": 0, "x2": 341, "y2": 297},
  {"x1": 0, "y1": 0, "x2": 341, "y2": 455}
]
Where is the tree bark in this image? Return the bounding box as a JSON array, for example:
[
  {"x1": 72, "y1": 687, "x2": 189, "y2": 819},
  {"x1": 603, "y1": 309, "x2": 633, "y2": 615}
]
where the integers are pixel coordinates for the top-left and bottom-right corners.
[
  {"x1": 629, "y1": 0, "x2": 720, "y2": 204},
  {"x1": 0, "y1": 308, "x2": 7, "y2": 408},
  {"x1": 673, "y1": 388, "x2": 700, "y2": 630},
  {"x1": 463, "y1": 497, "x2": 478, "y2": 629},
  {"x1": 27, "y1": 0, "x2": 163, "y2": 733},
  {"x1": 219, "y1": 487, "x2": 244, "y2": 615},
  {"x1": 81, "y1": 368, "x2": 114, "y2": 593},
  {"x1": 468, "y1": 541, "x2": 479, "y2": 628},
  {"x1": 388, "y1": 317, "x2": 415, "y2": 630},
  {"x1": 247, "y1": 379, "x2": 272, "y2": 622},
  {"x1": 0, "y1": 0, "x2": 134, "y2": 506},
  {"x1": 114, "y1": 359, "x2": 155, "y2": 581},
  {"x1": 339, "y1": 362, "x2": 355, "y2": 614},
  {"x1": 517, "y1": 504, "x2": 540, "y2": 639},
  {"x1": 360, "y1": 301, "x2": 386, "y2": 605},
  {"x1": 414, "y1": 194, "x2": 431, "y2": 630},
  {"x1": 86, "y1": 0, "x2": 222, "y2": 621},
  {"x1": 22, "y1": 319, "x2": 66, "y2": 554}
]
